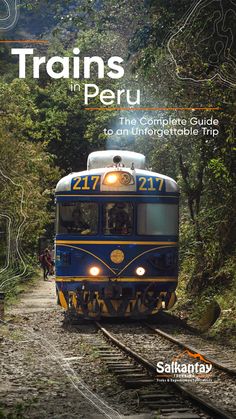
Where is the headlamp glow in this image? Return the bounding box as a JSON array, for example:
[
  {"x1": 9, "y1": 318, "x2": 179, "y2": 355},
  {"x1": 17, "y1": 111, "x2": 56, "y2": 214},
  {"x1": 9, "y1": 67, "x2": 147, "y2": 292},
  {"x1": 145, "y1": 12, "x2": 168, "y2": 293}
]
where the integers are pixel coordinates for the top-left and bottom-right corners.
[
  {"x1": 89, "y1": 266, "x2": 100, "y2": 276},
  {"x1": 106, "y1": 173, "x2": 118, "y2": 184},
  {"x1": 136, "y1": 267, "x2": 145, "y2": 276}
]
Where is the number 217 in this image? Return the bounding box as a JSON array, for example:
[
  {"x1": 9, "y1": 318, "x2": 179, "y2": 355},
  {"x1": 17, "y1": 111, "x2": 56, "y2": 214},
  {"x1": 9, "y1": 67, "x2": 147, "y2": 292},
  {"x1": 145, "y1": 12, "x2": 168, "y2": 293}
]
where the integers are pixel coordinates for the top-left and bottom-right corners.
[{"x1": 139, "y1": 177, "x2": 164, "y2": 191}]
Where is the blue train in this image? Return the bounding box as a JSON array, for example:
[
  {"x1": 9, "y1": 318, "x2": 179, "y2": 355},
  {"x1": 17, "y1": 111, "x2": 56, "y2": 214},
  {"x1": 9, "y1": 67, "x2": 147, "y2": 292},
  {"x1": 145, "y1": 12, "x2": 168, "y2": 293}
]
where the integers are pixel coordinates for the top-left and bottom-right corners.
[{"x1": 55, "y1": 150, "x2": 179, "y2": 319}]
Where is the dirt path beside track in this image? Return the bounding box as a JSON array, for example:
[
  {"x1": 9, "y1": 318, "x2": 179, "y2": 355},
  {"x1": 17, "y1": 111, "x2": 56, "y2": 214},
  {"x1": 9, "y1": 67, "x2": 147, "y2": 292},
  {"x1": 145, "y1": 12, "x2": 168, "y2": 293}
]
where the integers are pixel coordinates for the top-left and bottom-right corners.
[
  {"x1": 0, "y1": 278, "x2": 145, "y2": 419},
  {"x1": 9, "y1": 277, "x2": 56, "y2": 315}
]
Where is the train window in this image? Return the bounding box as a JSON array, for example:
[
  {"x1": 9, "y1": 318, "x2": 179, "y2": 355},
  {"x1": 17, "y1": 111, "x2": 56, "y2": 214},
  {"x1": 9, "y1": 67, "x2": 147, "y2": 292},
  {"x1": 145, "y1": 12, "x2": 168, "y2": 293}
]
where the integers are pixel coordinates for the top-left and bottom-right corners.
[
  {"x1": 137, "y1": 204, "x2": 178, "y2": 235},
  {"x1": 103, "y1": 202, "x2": 133, "y2": 235},
  {"x1": 57, "y1": 202, "x2": 98, "y2": 235}
]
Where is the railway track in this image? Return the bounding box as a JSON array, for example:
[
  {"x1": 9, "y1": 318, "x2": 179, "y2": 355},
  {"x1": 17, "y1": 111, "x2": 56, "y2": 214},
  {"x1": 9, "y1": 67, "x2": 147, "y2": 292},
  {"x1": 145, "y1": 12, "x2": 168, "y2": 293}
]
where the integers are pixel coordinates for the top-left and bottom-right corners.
[
  {"x1": 95, "y1": 321, "x2": 235, "y2": 419},
  {"x1": 144, "y1": 321, "x2": 236, "y2": 377}
]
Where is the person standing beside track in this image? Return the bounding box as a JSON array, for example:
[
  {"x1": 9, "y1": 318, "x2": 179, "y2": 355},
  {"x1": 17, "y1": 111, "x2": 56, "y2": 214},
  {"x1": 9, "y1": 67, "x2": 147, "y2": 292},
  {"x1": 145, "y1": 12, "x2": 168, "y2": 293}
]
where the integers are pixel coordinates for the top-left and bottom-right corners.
[{"x1": 39, "y1": 248, "x2": 53, "y2": 281}]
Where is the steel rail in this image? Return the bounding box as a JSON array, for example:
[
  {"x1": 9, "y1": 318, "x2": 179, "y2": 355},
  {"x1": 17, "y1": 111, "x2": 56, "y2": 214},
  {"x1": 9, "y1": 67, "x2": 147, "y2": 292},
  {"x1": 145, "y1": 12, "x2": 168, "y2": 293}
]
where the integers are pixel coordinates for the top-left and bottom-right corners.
[
  {"x1": 144, "y1": 322, "x2": 236, "y2": 377},
  {"x1": 96, "y1": 321, "x2": 235, "y2": 419}
]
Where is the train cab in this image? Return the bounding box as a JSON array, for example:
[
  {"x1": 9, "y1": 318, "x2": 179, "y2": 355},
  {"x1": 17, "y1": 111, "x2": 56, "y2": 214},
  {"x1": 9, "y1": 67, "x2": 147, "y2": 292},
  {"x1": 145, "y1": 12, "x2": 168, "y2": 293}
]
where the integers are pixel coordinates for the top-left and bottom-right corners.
[{"x1": 55, "y1": 150, "x2": 179, "y2": 319}]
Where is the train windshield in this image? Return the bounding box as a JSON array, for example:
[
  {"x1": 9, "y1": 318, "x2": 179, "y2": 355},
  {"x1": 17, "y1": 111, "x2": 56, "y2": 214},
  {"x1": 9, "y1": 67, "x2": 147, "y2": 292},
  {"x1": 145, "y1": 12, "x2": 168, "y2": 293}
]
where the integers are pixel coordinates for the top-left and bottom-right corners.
[
  {"x1": 137, "y1": 204, "x2": 178, "y2": 235},
  {"x1": 103, "y1": 202, "x2": 133, "y2": 235},
  {"x1": 57, "y1": 202, "x2": 98, "y2": 235}
]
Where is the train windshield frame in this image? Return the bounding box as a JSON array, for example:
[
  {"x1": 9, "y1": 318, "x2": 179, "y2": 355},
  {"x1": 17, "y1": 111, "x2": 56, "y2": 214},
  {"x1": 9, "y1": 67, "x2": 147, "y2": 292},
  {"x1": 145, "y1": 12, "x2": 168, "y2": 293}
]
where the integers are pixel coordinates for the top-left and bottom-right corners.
[
  {"x1": 137, "y1": 203, "x2": 178, "y2": 236},
  {"x1": 56, "y1": 201, "x2": 98, "y2": 235},
  {"x1": 56, "y1": 201, "x2": 178, "y2": 237}
]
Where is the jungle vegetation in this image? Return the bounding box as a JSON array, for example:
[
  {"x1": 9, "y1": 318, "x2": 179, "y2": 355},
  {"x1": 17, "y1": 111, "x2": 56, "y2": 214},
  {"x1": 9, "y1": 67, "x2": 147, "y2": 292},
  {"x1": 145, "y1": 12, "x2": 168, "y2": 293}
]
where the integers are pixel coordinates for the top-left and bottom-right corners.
[{"x1": 0, "y1": 0, "x2": 235, "y2": 342}]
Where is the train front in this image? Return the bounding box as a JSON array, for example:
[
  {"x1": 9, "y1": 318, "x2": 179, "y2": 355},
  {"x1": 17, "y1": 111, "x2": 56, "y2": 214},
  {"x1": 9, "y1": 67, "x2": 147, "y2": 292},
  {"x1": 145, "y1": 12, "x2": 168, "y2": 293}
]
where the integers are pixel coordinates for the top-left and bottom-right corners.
[{"x1": 55, "y1": 150, "x2": 179, "y2": 319}]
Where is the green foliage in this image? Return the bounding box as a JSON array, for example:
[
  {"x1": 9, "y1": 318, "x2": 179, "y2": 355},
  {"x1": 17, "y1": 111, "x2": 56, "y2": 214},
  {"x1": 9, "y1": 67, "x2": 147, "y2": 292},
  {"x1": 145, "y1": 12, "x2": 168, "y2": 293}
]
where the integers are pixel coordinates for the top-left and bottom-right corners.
[
  {"x1": 0, "y1": 80, "x2": 60, "y2": 291},
  {"x1": 176, "y1": 255, "x2": 236, "y2": 346},
  {"x1": 126, "y1": 0, "x2": 236, "y2": 297}
]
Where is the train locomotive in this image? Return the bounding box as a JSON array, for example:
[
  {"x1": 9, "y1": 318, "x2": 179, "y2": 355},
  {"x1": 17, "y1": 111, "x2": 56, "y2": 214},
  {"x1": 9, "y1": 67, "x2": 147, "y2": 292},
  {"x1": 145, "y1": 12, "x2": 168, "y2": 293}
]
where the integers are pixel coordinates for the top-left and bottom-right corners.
[{"x1": 55, "y1": 150, "x2": 179, "y2": 319}]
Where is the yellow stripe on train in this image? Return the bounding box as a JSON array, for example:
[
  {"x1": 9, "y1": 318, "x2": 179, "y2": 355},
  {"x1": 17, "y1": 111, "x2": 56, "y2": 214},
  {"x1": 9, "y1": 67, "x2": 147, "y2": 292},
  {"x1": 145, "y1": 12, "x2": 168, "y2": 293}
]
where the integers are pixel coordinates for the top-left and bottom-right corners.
[
  {"x1": 55, "y1": 276, "x2": 178, "y2": 283},
  {"x1": 56, "y1": 240, "x2": 178, "y2": 245}
]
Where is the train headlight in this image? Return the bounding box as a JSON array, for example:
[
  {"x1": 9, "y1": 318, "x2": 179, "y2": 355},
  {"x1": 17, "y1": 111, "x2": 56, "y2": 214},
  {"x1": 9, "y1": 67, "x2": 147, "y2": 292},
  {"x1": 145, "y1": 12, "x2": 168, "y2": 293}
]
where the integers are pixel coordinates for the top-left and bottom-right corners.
[
  {"x1": 136, "y1": 267, "x2": 145, "y2": 276},
  {"x1": 106, "y1": 173, "x2": 118, "y2": 184},
  {"x1": 89, "y1": 266, "x2": 100, "y2": 276},
  {"x1": 103, "y1": 171, "x2": 134, "y2": 186}
]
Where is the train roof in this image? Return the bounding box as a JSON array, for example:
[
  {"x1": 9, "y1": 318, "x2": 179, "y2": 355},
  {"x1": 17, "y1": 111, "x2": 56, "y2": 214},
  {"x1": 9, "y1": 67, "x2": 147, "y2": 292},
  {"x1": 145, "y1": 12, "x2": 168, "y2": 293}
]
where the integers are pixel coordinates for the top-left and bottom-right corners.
[
  {"x1": 56, "y1": 150, "x2": 179, "y2": 193},
  {"x1": 87, "y1": 150, "x2": 146, "y2": 170}
]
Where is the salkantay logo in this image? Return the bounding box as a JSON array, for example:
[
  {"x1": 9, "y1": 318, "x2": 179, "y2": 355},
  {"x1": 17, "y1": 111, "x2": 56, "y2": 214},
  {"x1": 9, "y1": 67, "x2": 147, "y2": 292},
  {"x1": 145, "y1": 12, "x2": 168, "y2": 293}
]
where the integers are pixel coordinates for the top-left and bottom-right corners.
[{"x1": 156, "y1": 349, "x2": 213, "y2": 382}]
